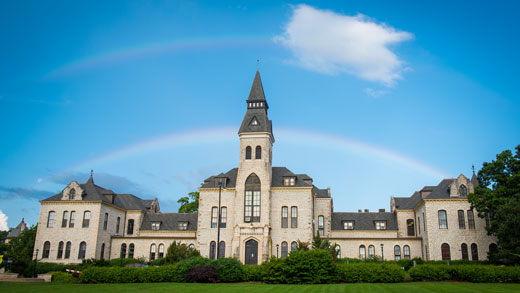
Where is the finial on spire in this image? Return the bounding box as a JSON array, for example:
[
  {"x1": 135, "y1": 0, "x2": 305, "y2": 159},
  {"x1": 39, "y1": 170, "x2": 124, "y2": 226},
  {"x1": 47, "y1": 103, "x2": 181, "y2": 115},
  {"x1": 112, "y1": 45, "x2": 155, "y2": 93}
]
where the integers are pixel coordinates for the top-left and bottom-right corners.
[
  {"x1": 90, "y1": 169, "x2": 93, "y2": 177},
  {"x1": 472, "y1": 164, "x2": 475, "y2": 174},
  {"x1": 87, "y1": 169, "x2": 94, "y2": 184},
  {"x1": 257, "y1": 59, "x2": 259, "y2": 71}
]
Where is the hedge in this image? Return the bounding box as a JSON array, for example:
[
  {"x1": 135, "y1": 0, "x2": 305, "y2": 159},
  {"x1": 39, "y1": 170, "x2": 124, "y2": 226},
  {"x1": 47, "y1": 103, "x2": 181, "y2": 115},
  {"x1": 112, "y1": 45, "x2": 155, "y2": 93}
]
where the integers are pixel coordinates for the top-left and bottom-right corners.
[
  {"x1": 213, "y1": 258, "x2": 243, "y2": 282},
  {"x1": 336, "y1": 263, "x2": 405, "y2": 283},
  {"x1": 409, "y1": 264, "x2": 520, "y2": 283},
  {"x1": 242, "y1": 265, "x2": 263, "y2": 282}
]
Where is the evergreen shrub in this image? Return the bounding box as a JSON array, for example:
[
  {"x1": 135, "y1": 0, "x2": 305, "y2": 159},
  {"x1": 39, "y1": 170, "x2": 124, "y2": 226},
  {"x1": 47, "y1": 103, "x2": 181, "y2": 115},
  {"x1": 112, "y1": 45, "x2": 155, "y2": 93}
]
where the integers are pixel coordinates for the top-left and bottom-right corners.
[
  {"x1": 336, "y1": 263, "x2": 404, "y2": 283},
  {"x1": 214, "y1": 258, "x2": 243, "y2": 282},
  {"x1": 242, "y1": 264, "x2": 263, "y2": 282}
]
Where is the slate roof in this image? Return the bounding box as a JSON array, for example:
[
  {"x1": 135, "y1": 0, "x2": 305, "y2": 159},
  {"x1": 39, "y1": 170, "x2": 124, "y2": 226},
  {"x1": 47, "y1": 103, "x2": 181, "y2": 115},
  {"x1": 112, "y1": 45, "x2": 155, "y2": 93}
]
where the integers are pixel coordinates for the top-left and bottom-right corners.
[
  {"x1": 394, "y1": 191, "x2": 422, "y2": 210},
  {"x1": 7, "y1": 218, "x2": 27, "y2": 238},
  {"x1": 238, "y1": 71, "x2": 273, "y2": 136},
  {"x1": 41, "y1": 177, "x2": 152, "y2": 212},
  {"x1": 427, "y1": 179, "x2": 456, "y2": 199},
  {"x1": 331, "y1": 212, "x2": 398, "y2": 231},
  {"x1": 140, "y1": 213, "x2": 198, "y2": 231},
  {"x1": 313, "y1": 186, "x2": 330, "y2": 198},
  {"x1": 394, "y1": 179, "x2": 461, "y2": 210}
]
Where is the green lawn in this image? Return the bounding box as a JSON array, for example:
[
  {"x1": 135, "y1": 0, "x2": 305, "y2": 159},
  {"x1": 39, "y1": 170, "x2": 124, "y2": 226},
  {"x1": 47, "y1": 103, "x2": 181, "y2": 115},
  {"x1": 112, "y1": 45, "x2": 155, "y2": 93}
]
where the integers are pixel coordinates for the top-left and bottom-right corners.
[{"x1": 1, "y1": 282, "x2": 520, "y2": 293}]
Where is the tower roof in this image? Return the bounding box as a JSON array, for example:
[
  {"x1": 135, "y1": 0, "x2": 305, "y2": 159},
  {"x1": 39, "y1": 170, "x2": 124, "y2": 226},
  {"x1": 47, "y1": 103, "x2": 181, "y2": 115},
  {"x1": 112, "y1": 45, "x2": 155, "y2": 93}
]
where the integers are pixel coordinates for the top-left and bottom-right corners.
[{"x1": 238, "y1": 71, "x2": 273, "y2": 138}]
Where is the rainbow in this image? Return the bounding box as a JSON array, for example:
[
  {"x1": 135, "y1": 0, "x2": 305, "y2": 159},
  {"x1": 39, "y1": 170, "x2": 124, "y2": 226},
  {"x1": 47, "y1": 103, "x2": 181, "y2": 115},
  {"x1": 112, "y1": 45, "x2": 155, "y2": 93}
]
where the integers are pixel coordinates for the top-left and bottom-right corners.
[
  {"x1": 44, "y1": 36, "x2": 270, "y2": 79},
  {"x1": 65, "y1": 127, "x2": 447, "y2": 179}
]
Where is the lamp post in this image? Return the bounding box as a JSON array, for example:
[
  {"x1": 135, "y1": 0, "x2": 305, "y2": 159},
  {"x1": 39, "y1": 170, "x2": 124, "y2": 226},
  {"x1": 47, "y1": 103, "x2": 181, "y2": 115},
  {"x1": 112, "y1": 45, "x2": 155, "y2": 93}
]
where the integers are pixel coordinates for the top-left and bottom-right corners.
[
  {"x1": 216, "y1": 179, "x2": 223, "y2": 259},
  {"x1": 380, "y1": 244, "x2": 384, "y2": 261},
  {"x1": 276, "y1": 244, "x2": 279, "y2": 258},
  {"x1": 33, "y1": 249, "x2": 39, "y2": 278}
]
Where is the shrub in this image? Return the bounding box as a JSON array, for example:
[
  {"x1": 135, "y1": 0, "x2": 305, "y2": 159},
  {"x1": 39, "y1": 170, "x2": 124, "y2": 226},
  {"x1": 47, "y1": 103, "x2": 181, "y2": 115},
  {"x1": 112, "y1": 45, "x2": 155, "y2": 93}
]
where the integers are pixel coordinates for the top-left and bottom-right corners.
[
  {"x1": 175, "y1": 256, "x2": 213, "y2": 282},
  {"x1": 185, "y1": 265, "x2": 219, "y2": 283},
  {"x1": 336, "y1": 262, "x2": 404, "y2": 283},
  {"x1": 50, "y1": 271, "x2": 79, "y2": 283},
  {"x1": 213, "y1": 258, "x2": 243, "y2": 282},
  {"x1": 242, "y1": 264, "x2": 263, "y2": 282},
  {"x1": 108, "y1": 257, "x2": 146, "y2": 267},
  {"x1": 150, "y1": 258, "x2": 167, "y2": 266},
  {"x1": 409, "y1": 264, "x2": 451, "y2": 281},
  {"x1": 165, "y1": 241, "x2": 200, "y2": 264}
]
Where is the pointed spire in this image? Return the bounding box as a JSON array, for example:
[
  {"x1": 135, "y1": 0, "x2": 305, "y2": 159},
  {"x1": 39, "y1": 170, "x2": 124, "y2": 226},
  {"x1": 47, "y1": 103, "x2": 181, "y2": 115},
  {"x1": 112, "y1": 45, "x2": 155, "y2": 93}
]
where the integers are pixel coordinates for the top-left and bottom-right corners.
[
  {"x1": 471, "y1": 164, "x2": 479, "y2": 186},
  {"x1": 87, "y1": 169, "x2": 94, "y2": 184},
  {"x1": 248, "y1": 71, "x2": 266, "y2": 101}
]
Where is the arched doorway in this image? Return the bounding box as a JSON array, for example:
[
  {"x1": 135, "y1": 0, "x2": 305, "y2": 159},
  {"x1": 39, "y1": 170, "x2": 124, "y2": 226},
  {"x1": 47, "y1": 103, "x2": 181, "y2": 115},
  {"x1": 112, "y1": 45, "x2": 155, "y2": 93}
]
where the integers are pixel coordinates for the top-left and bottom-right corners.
[{"x1": 245, "y1": 239, "x2": 258, "y2": 265}]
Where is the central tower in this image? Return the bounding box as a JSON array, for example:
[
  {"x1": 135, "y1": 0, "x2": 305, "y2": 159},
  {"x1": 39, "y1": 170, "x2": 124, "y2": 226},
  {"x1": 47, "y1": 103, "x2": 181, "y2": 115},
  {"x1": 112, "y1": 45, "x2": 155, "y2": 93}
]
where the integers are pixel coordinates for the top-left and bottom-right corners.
[{"x1": 233, "y1": 70, "x2": 274, "y2": 264}]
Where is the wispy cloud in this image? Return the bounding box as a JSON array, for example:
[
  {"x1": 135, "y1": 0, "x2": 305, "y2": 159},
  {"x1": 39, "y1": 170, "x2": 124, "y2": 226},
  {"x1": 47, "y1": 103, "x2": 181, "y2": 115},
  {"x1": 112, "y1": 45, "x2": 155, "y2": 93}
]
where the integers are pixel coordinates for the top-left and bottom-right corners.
[
  {"x1": 0, "y1": 186, "x2": 55, "y2": 200},
  {"x1": 365, "y1": 88, "x2": 388, "y2": 98},
  {"x1": 275, "y1": 4, "x2": 413, "y2": 86},
  {"x1": 0, "y1": 210, "x2": 8, "y2": 231}
]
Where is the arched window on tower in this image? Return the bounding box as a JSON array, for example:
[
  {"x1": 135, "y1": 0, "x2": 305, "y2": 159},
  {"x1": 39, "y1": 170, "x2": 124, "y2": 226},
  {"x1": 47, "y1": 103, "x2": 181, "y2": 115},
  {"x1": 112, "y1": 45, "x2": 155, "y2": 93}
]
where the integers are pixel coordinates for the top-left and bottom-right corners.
[
  {"x1": 255, "y1": 146, "x2": 262, "y2": 159},
  {"x1": 244, "y1": 173, "x2": 261, "y2": 222},
  {"x1": 245, "y1": 146, "x2": 252, "y2": 160}
]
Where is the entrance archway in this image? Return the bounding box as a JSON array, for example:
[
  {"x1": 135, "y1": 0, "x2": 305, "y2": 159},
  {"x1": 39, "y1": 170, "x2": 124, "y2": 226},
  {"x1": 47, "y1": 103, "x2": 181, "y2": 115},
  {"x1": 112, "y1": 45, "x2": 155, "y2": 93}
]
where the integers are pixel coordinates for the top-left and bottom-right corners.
[{"x1": 245, "y1": 239, "x2": 258, "y2": 265}]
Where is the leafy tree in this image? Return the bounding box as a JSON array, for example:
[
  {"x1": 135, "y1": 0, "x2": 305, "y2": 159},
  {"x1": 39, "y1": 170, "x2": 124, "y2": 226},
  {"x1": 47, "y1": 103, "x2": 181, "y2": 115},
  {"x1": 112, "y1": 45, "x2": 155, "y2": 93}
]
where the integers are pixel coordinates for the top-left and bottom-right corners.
[
  {"x1": 311, "y1": 233, "x2": 338, "y2": 261},
  {"x1": 164, "y1": 241, "x2": 200, "y2": 264},
  {"x1": 177, "y1": 191, "x2": 199, "y2": 213},
  {"x1": 4, "y1": 225, "x2": 37, "y2": 275},
  {"x1": 468, "y1": 145, "x2": 520, "y2": 264}
]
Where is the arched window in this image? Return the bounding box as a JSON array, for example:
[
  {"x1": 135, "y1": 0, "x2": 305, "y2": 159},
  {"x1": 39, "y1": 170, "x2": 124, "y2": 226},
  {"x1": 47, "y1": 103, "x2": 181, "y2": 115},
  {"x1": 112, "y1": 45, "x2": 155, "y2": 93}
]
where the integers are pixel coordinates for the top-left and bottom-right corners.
[
  {"x1": 127, "y1": 219, "x2": 134, "y2": 235},
  {"x1": 459, "y1": 184, "x2": 467, "y2": 197},
  {"x1": 255, "y1": 145, "x2": 262, "y2": 159},
  {"x1": 69, "y1": 188, "x2": 76, "y2": 199},
  {"x1": 43, "y1": 241, "x2": 51, "y2": 258},
  {"x1": 78, "y1": 241, "x2": 87, "y2": 259},
  {"x1": 441, "y1": 243, "x2": 450, "y2": 260},
  {"x1": 100, "y1": 243, "x2": 105, "y2": 259},
  {"x1": 489, "y1": 243, "x2": 498, "y2": 254},
  {"x1": 245, "y1": 146, "x2": 252, "y2": 160},
  {"x1": 403, "y1": 245, "x2": 410, "y2": 259},
  {"x1": 359, "y1": 245, "x2": 366, "y2": 259},
  {"x1": 128, "y1": 244, "x2": 135, "y2": 258},
  {"x1": 82, "y1": 211, "x2": 91, "y2": 228},
  {"x1": 407, "y1": 219, "x2": 415, "y2": 236},
  {"x1": 116, "y1": 217, "x2": 121, "y2": 233},
  {"x1": 210, "y1": 241, "x2": 216, "y2": 259},
  {"x1": 368, "y1": 245, "x2": 375, "y2": 258},
  {"x1": 458, "y1": 210, "x2": 466, "y2": 229},
  {"x1": 211, "y1": 207, "x2": 218, "y2": 228},
  {"x1": 220, "y1": 207, "x2": 227, "y2": 228},
  {"x1": 394, "y1": 245, "x2": 401, "y2": 260},
  {"x1": 103, "y1": 213, "x2": 108, "y2": 230},
  {"x1": 291, "y1": 206, "x2": 298, "y2": 228},
  {"x1": 219, "y1": 241, "x2": 225, "y2": 258},
  {"x1": 471, "y1": 243, "x2": 478, "y2": 260},
  {"x1": 438, "y1": 210, "x2": 448, "y2": 229},
  {"x1": 121, "y1": 244, "x2": 127, "y2": 259},
  {"x1": 244, "y1": 173, "x2": 261, "y2": 222},
  {"x1": 291, "y1": 241, "x2": 298, "y2": 252},
  {"x1": 65, "y1": 241, "x2": 71, "y2": 259},
  {"x1": 461, "y1": 243, "x2": 468, "y2": 260},
  {"x1": 47, "y1": 211, "x2": 55, "y2": 228},
  {"x1": 467, "y1": 210, "x2": 475, "y2": 229},
  {"x1": 281, "y1": 206, "x2": 288, "y2": 228},
  {"x1": 335, "y1": 245, "x2": 341, "y2": 259},
  {"x1": 281, "y1": 241, "x2": 288, "y2": 258},
  {"x1": 318, "y1": 215, "x2": 324, "y2": 236},
  {"x1": 158, "y1": 244, "x2": 165, "y2": 258},
  {"x1": 188, "y1": 243, "x2": 195, "y2": 249},
  {"x1": 57, "y1": 241, "x2": 64, "y2": 259},
  {"x1": 69, "y1": 211, "x2": 75, "y2": 227},
  {"x1": 150, "y1": 244, "x2": 157, "y2": 260},
  {"x1": 62, "y1": 211, "x2": 69, "y2": 228}
]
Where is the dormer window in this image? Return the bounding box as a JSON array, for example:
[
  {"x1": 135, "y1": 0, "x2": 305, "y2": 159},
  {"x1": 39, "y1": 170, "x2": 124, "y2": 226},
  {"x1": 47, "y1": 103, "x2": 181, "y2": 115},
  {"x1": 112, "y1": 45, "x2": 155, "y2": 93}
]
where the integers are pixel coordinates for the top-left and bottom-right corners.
[
  {"x1": 459, "y1": 184, "x2": 467, "y2": 197},
  {"x1": 69, "y1": 188, "x2": 75, "y2": 199},
  {"x1": 250, "y1": 117, "x2": 259, "y2": 126},
  {"x1": 283, "y1": 176, "x2": 296, "y2": 186},
  {"x1": 343, "y1": 221, "x2": 354, "y2": 230},
  {"x1": 375, "y1": 221, "x2": 387, "y2": 230},
  {"x1": 151, "y1": 222, "x2": 161, "y2": 231},
  {"x1": 178, "y1": 222, "x2": 188, "y2": 231}
]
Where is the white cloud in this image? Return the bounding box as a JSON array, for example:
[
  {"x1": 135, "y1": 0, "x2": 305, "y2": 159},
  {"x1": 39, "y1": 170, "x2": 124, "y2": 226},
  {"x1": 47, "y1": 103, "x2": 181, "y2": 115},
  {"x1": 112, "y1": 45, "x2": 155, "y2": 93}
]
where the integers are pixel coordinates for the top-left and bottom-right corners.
[
  {"x1": 365, "y1": 88, "x2": 388, "y2": 98},
  {"x1": 0, "y1": 210, "x2": 8, "y2": 231},
  {"x1": 275, "y1": 4, "x2": 413, "y2": 86},
  {"x1": 37, "y1": 178, "x2": 43, "y2": 183}
]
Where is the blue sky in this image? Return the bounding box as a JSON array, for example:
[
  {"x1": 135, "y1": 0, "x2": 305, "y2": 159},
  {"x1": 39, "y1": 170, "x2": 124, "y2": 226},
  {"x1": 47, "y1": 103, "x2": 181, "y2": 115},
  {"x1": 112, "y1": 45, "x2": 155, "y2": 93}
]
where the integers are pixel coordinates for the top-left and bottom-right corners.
[{"x1": 1, "y1": 0, "x2": 519, "y2": 230}]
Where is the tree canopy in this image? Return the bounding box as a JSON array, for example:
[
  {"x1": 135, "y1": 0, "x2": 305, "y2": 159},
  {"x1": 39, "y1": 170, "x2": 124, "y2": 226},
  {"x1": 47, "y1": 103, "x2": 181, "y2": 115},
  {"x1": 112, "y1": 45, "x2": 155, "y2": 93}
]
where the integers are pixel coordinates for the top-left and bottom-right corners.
[
  {"x1": 468, "y1": 144, "x2": 520, "y2": 264},
  {"x1": 177, "y1": 191, "x2": 199, "y2": 213}
]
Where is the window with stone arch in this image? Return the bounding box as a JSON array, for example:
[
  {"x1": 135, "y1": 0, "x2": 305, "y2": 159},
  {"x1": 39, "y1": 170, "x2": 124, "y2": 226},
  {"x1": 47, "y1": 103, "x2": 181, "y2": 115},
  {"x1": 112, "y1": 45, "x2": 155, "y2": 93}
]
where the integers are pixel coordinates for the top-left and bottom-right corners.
[
  {"x1": 359, "y1": 245, "x2": 366, "y2": 259},
  {"x1": 69, "y1": 188, "x2": 76, "y2": 199},
  {"x1": 255, "y1": 145, "x2": 262, "y2": 159},
  {"x1": 368, "y1": 245, "x2": 375, "y2": 258},
  {"x1": 459, "y1": 184, "x2": 467, "y2": 197},
  {"x1": 403, "y1": 245, "x2": 411, "y2": 259},
  {"x1": 281, "y1": 241, "x2": 288, "y2": 258},
  {"x1": 291, "y1": 241, "x2": 298, "y2": 252},
  {"x1": 244, "y1": 173, "x2": 261, "y2": 222},
  {"x1": 245, "y1": 146, "x2": 252, "y2": 160}
]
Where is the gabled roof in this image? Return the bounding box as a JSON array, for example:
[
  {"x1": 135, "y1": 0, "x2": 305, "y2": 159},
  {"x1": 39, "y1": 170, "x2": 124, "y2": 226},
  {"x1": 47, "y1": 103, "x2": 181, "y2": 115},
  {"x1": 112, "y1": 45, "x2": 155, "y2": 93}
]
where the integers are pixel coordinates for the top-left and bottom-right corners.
[
  {"x1": 140, "y1": 213, "x2": 198, "y2": 231},
  {"x1": 394, "y1": 178, "x2": 463, "y2": 210},
  {"x1": 7, "y1": 218, "x2": 27, "y2": 238},
  {"x1": 331, "y1": 212, "x2": 398, "y2": 231},
  {"x1": 427, "y1": 179, "x2": 456, "y2": 199}
]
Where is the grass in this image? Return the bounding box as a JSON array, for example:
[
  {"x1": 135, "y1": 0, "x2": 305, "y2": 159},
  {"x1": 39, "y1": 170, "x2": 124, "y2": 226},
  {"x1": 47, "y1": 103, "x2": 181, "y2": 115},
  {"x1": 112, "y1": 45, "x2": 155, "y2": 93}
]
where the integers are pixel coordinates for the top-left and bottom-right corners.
[{"x1": 1, "y1": 282, "x2": 520, "y2": 293}]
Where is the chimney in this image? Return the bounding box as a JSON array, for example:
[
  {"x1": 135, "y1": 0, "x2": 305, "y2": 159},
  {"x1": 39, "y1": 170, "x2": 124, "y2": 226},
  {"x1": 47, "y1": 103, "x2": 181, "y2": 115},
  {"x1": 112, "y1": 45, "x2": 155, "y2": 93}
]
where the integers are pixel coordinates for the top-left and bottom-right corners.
[
  {"x1": 358, "y1": 209, "x2": 362, "y2": 213},
  {"x1": 364, "y1": 209, "x2": 369, "y2": 213},
  {"x1": 327, "y1": 187, "x2": 331, "y2": 196},
  {"x1": 379, "y1": 208, "x2": 386, "y2": 212}
]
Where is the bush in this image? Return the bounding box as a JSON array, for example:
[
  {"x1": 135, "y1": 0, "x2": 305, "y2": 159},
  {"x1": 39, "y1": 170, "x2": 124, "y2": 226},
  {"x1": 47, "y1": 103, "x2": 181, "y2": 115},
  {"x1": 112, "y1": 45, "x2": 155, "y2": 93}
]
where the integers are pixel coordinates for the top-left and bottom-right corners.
[
  {"x1": 185, "y1": 265, "x2": 219, "y2": 283},
  {"x1": 336, "y1": 262, "x2": 404, "y2": 283},
  {"x1": 108, "y1": 257, "x2": 146, "y2": 267},
  {"x1": 175, "y1": 256, "x2": 213, "y2": 282},
  {"x1": 165, "y1": 241, "x2": 200, "y2": 264},
  {"x1": 150, "y1": 258, "x2": 167, "y2": 266},
  {"x1": 263, "y1": 249, "x2": 336, "y2": 284},
  {"x1": 409, "y1": 264, "x2": 451, "y2": 281},
  {"x1": 242, "y1": 265, "x2": 263, "y2": 282},
  {"x1": 214, "y1": 258, "x2": 243, "y2": 282},
  {"x1": 50, "y1": 271, "x2": 79, "y2": 283}
]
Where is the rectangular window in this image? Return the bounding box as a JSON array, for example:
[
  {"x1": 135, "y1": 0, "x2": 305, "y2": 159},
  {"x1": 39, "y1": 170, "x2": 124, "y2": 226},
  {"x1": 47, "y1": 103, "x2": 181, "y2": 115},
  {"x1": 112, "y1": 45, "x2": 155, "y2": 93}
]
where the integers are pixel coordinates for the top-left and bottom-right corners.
[
  {"x1": 116, "y1": 217, "x2": 120, "y2": 233},
  {"x1": 423, "y1": 212, "x2": 426, "y2": 232},
  {"x1": 407, "y1": 219, "x2": 415, "y2": 236},
  {"x1": 290, "y1": 177, "x2": 295, "y2": 186},
  {"x1": 252, "y1": 191, "x2": 260, "y2": 222},
  {"x1": 291, "y1": 206, "x2": 298, "y2": 228},
  {"x1": 244, "y1": 191, "x2": 252, "y2": 222},
  {"x1": 438, "y1": 210, "x2": 448, "y2": 229},
  {"x1": 467, "y1": 210, "x2": 475, "y2": 229},
  {"x1": 152, "y1": 222, "x2": 161, "y2": 230},
  {"x1": 47, "y1": 211, "x2": 55, "y2": 228},
  {"x1": 375, "y1": 221, "x2": 387, "y2": 230},
  {"x1": 220, "y1": 207, "x2": 227, "y2": 228},
  {"x1": 103, "y1": 213, "x2": 108, "y2": 230},
  {"x1": 127, "y1": 219, "x2": 134, "y2": 235},
  {"x1": 284, "y1": 178, "x2": 290, "y2": 186},
  {"x1": 458, "y1": 210, "x2": 466, "y2": 229},
  {"x1": 177, "y1": 222, "x2": 188, "y2": 230},
  {"x1": 318, "y1": 215, "x2": 324, "y2": 235},
  {"x1": 82, "y1": 211, "x2": 91, "y2": 228},
  {"x1": 343, "y1": 221, "x2": 354, "y2": 230},
  {"x1": 62, "y1": 211, "x2": 69, "y2": 228},
  {"x1": 281, "y1": 206, "x2": 288, "y2": 228},
  {"x1": 211, "y1": 207, "x2": 218, "y2": 228},
  {"x1": 418, "y1": 217, "x2": 421, "y2": 234},
  {"x1": 69, "y1": 211, "x2": 75, "y2": 228}
]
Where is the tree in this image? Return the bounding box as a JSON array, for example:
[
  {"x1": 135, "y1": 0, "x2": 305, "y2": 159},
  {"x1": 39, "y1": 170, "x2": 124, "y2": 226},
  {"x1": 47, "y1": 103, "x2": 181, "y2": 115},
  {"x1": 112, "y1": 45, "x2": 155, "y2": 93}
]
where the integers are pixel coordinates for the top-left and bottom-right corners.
[
  {"x1": 164, "y1": 241, "x2": 200, "y2": 264},
  {"x1": 468, "y1": 144, "x2": 520, "y2": 264},
  {"x1": 4, "y1": 225, "x2": 37, "y2": 275},
  {"x1": 311, "y1": 233, "x2": 338, "y2": 261},
  {"x1": 177, "y1": 191, "x2": 199, "y2": 213}
]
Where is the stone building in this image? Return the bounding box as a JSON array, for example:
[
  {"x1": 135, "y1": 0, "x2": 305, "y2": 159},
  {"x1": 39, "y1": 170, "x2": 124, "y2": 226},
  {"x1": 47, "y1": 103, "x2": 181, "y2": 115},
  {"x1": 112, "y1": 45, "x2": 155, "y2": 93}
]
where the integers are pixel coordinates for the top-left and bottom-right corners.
[{"x1": 33, "y1": 71, "x2": 495, "y2": 264}]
